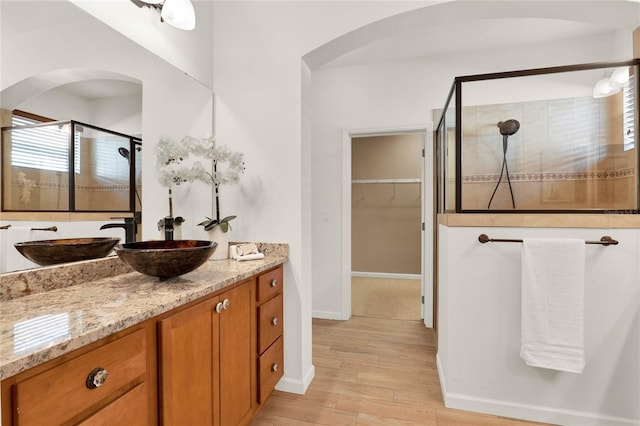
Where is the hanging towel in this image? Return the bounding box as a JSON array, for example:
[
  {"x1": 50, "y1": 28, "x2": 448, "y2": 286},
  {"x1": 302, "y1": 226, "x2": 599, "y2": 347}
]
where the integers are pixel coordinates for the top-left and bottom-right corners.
[{"x1": 520, "y1": 238, "x2": 585, "y2": 373}]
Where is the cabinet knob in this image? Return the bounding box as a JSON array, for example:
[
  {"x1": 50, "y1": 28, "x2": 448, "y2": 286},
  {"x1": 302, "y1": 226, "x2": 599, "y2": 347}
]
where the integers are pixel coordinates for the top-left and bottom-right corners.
[
  {"x1": 271, "y1": 317, "x2": 278, "y2": 326},
  {"x1": 270, "y1": 279, "x2": 278, "y2": 288},
  {"x1": 271, "y1": 363, "x2": 279, "y2": 372},
  {"x1": 215, "y1": 302, "x2": 224, "y2": 313},
  {"x1": 222, "y1": 298, "x2": 230, "y2": 310},
  {"x1": 86, "y1": 367, "x2": 109, "y2": 389}
]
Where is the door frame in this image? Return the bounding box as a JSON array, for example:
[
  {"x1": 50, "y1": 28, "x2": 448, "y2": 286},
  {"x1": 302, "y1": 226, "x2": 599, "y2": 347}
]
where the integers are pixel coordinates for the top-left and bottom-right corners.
[{"x1": 341, "y1": 124, "x2": 434, "y2": 326}]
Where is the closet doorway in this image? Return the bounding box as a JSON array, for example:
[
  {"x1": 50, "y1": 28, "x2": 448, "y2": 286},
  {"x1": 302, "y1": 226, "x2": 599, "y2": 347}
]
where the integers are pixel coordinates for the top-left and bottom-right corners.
[{"x1": 344, "y1": 128, "x2": 433, "y2": 326}]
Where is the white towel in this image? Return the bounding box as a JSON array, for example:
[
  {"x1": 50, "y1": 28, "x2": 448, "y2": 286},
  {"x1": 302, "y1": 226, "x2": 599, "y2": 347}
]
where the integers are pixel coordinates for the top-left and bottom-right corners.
[
  {"x1": 229, "y1": 244, "x2": 264, "y2": 261},
  {"x1": 521, "y1": 238, "x2": 585, "y2": 373}
]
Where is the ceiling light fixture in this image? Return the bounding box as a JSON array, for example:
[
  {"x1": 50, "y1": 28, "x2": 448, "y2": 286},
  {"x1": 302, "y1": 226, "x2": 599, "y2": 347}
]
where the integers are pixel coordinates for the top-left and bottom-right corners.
[
  {"x1": 593, "y1": 77, "x2": 621, "y2": 98},
  {"x1": 593, "y1": 67, "x2": 632, "y2": 98},
  {"x1": 609, "y1": 66, "x2": 630, "y2": 88},
  {"x1": 131, "y1": 0, "x2": 196, "y2": 31}
]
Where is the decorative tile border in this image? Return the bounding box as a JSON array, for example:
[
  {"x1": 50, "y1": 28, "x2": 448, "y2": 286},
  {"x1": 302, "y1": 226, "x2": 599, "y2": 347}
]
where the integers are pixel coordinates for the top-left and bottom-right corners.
[
  {"x1": 462, "y1": 168, "x2": 635, "y2": 183},
  {"x1": 11, "y1": 179, "x2": 132, "y2": 191}
]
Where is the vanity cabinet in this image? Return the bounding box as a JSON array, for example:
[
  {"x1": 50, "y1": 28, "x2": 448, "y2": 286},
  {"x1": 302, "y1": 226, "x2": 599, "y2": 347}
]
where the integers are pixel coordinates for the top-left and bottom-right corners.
[
  {"x1": 256, "y1": 266, "x2": 284, "y2": 403},
  {"x1": 158, "y1": 279, "x2": 256, "y2": 426},
  {"x1": 0, "y1": 323, "x2": 157, "y2": 426},
  {"x1": 1, "y1": 263, "x2": 285, "y2": 426}
]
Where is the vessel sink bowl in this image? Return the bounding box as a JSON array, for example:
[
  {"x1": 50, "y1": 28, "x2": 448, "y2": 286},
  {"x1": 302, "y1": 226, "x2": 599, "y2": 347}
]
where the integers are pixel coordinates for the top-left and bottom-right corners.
[
  {"x1": 114, "y1": 240, "x2": 218, "y2": 278},
  {"x1": 14, "y1": 237, "x2": 121, "y2": 266}
]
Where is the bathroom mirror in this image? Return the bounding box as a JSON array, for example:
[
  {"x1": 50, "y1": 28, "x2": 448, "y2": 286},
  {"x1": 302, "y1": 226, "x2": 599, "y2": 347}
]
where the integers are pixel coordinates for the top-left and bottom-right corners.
[{"x1": 0, "y1": 0, "x2": 214, "y2": 273}]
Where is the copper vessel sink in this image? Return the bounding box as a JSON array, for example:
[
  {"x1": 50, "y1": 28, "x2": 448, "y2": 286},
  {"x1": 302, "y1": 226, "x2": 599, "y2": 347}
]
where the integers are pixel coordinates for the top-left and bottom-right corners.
[
  {"x1": 114, "y1": 240, "x2": 218, "y2": 279},
  {"x1": 14, "y1": 237, "x2": 121, "y2": 266}
]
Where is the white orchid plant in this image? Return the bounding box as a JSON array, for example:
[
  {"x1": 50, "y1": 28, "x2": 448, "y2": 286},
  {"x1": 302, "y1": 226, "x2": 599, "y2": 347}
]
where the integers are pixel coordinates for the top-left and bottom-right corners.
[{"x1": 154, "y1": 135, "x2": 245, "y2": 233}]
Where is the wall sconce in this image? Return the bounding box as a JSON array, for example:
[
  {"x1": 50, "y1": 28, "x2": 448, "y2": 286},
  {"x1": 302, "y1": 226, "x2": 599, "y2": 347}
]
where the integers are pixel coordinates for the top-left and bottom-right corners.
[
  {"x1": 131, "y1": 0, "x2": 196, "y2": 31},
  {"x1": 593, "y1": 67, "x2": 630, "y2": 98}
]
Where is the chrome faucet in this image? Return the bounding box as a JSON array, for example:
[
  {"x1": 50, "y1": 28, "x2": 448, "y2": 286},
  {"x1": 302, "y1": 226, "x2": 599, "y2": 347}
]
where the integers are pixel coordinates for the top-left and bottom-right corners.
[{"x1": 100, "y1": 217, "x2": 137, "y2": 243}]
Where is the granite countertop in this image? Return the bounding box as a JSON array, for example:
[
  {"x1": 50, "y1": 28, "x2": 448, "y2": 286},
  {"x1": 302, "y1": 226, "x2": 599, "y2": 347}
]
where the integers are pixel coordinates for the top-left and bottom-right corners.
[{"x1": 0, "y1": 243, "x2": 288, "y2": 380}]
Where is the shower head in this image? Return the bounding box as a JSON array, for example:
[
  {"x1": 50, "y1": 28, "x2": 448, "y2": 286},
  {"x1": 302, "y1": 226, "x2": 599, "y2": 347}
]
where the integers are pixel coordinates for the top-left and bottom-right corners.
[
  {"x1": 498, "y1": 119, "x2": 520, "y2": 137},
  {"x1": 118, "y1": 147, "x2": 130, "y2": 160}
]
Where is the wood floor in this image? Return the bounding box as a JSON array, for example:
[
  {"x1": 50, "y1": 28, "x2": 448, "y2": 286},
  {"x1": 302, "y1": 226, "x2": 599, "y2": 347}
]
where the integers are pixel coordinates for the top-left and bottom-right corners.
[{"x1": 251, "y1": 317, "x2": 549, "y2": 426}]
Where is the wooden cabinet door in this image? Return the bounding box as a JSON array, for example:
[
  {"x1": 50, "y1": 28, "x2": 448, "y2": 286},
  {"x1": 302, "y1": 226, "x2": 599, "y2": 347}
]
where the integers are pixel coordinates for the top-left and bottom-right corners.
[
  {"x1": 158, "y1": 298, "x2": 218, "y2": 426},
  {"x1": 218, "y1": 281, "x2": 255, "y2": 426},
  {"x1": 78, "y1": 382, "x2": 149, "y2": 426}
]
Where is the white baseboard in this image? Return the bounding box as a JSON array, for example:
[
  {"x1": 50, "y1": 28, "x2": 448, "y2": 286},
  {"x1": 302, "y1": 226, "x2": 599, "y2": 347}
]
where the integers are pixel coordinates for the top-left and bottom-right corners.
[
  {"x1": 436, "y1": 355, "x2": 638, "y2": 426},
  {"x1": 351, "y1": 271, "x2": 421, "y2": 280},
  {"x1": 275, "y1": 365, "x2": 315, "y2": 395},
  {"x1": 312, "y1": 310, "x2": 348, "y2": 320}
]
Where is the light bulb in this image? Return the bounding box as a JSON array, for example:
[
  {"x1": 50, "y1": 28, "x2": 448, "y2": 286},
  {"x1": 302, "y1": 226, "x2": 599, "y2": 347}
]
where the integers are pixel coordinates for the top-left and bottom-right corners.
[
  {"x1": 593, "y1": 77, "x2": 621, "y2": 98},
  {"x1": 610, "y1": 67, "x2": 630, "y2": 88},
  {"x1": 161, "y1": 0, "x2": 196, "y2": 30}
]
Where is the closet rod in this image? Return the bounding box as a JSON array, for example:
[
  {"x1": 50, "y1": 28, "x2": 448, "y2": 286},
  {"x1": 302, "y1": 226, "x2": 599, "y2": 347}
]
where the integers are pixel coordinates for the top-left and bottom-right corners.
[
  {"x1": 352, "y1": 178, "x2": 421, "y2": 184},
  {"x1": 478, "y1": 234, "x2": 618, "y2": 246}
]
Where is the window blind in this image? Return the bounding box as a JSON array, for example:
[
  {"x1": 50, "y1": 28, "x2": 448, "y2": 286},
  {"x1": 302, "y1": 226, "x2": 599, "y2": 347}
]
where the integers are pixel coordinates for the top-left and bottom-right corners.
[
  {"x1": 623, "y1": 77, "x2": 635, "y2": 151},
  {"x1": 10, "y1": 115, "x2": 80, "y2": 173}
]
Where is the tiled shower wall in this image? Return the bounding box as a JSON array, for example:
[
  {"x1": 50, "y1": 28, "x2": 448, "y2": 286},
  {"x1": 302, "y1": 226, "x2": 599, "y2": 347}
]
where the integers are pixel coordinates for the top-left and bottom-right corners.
[
  {"x1": 3, "y1": 135, "x2": 140, "y2": 212},
  {"x1": 460, "y1": 94, "x2": 637, "y2": 210}
]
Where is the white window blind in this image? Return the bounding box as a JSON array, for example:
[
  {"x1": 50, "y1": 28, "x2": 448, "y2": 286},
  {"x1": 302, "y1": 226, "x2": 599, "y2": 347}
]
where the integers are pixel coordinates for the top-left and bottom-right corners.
[
  {"x1": 10, "y1": 115, "x2": 80, "y2": 173},
  {"x1": 623, "y1": 76, "x2": 635, "y2": 151}
]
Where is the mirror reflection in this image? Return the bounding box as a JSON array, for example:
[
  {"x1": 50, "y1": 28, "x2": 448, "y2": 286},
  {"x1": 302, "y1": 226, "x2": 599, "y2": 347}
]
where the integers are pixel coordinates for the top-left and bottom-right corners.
[{"x1": 0, "y1": 1, "x2": 214, "y2": 274}]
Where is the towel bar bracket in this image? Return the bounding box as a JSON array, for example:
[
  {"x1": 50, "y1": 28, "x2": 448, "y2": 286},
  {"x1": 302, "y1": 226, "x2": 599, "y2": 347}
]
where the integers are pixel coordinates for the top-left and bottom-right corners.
[{"x1": 478, "y1": 233, "x2": 618, "y2": 246}]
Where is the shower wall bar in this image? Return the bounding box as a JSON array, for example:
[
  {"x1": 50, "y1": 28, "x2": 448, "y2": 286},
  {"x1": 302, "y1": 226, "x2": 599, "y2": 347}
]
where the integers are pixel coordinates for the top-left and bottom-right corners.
[{"x1": 478, "y1": 234, "x2": 618, "y2": 246}]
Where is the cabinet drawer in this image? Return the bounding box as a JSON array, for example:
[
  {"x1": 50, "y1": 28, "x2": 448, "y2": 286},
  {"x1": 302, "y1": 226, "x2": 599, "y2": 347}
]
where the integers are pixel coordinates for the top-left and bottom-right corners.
[
  {"x1": 257, "y1": 266, "x2": 283, "y2": 304},
  {"x1": 258, "y1": 336, "x2": 283, "y2": 404},
  {"x1": 258, "y1": 293, "x2": 283, "y2": 354},
  {"x1": 13, "y1": 328, "x2": 147, "y2": 426},
  {"x1": 78, "y1": 382, "x2": 149, "y2": 426}
]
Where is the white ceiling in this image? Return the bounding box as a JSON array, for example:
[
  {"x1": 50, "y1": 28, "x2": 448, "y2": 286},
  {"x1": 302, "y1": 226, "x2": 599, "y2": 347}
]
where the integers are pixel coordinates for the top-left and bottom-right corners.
[
  {"x1": 56, "y1": 80, "x2": 142, "y2": 100},
  {"x1": 309, "y1": 0, "x2": 640, "y2": 70},
  {"x1": 325, "y1": 18, "x2": 615, "y2": 68}
]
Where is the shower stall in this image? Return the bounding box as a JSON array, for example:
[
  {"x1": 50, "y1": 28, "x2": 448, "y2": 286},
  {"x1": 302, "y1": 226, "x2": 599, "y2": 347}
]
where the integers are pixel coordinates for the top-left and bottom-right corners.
[
  {"x1": 1, "y1": 120, "x2": 141, "y2": 212},
  {"x1": 436, "y1": 59, "x2": 640, "y2": 213}
]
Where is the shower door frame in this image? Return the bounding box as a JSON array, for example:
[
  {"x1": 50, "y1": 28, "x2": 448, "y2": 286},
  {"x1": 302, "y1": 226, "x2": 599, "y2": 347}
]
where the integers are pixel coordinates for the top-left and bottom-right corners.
[
  {"x1": 1, "y1": 120, "x2": 141, "y2": 213},
  {"x1": 446, "y1": 58, "x2": 640, "y2": 214}
]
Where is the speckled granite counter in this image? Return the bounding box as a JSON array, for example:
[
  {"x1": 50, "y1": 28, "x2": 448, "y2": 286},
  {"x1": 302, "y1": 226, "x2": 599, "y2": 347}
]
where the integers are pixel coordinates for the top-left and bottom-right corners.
[{"x1": 0, "y1": 243, "x2": 288, "y2": 380}]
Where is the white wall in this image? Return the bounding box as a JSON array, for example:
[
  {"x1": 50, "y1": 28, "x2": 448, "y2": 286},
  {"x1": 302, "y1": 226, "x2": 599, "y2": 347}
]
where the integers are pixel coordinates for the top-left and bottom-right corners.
[
  {"x1": 17, "y1": 89, "x2": 142, "y2": 136},
  {"x1": 71, "y1": 0, "x2": 215, "y2": 89},
  {"x1": 211, "y1": 0, "x2": 432, "y2": 394},
  {"x1": 438, "y1": 225, "x2": 640, "y2": 425}
]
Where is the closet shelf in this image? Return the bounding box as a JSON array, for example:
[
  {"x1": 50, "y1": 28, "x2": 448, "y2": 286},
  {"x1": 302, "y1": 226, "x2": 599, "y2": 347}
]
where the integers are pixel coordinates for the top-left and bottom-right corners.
[{"x1": 351, "y1": 178, "x2": 421, "y2": 184}]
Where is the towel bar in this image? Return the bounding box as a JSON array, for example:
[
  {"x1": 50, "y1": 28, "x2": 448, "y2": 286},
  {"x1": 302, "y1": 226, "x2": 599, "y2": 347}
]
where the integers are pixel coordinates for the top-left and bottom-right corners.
[
  {"x1": 478, "y1": 234, "x2": 618, "y2": 246},
  {"x1": 31, "y1": 226, "x2": 58, "y2": 232}
]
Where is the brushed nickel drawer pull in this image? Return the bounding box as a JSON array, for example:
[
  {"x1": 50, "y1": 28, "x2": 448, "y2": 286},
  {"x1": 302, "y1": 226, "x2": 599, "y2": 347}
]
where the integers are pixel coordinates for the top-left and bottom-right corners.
[
  {"x1": 222, "y1": 298, "x2": 230, "y2": 310},
  {"x1": 270, "y1": 279, "x2": 278, "y2": 288},
  {"x1": 86, "y1": 367, "x2": 109, "y2": 389},
  {"x1": 271, "y1": 317, "x2": 278, "y2": 326},
  {"x1": 271, "y1": 363, "x2": 279, "y2": 372},
  {"x1": 215, "y1": 302, "x2": 224, "y2": 313}
]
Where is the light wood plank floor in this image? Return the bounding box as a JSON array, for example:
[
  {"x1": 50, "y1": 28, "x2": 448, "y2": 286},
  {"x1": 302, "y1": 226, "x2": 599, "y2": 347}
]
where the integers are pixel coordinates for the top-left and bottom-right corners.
[{"x1": 251, "y1": 317, "x2": 550, "y2": 426}]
